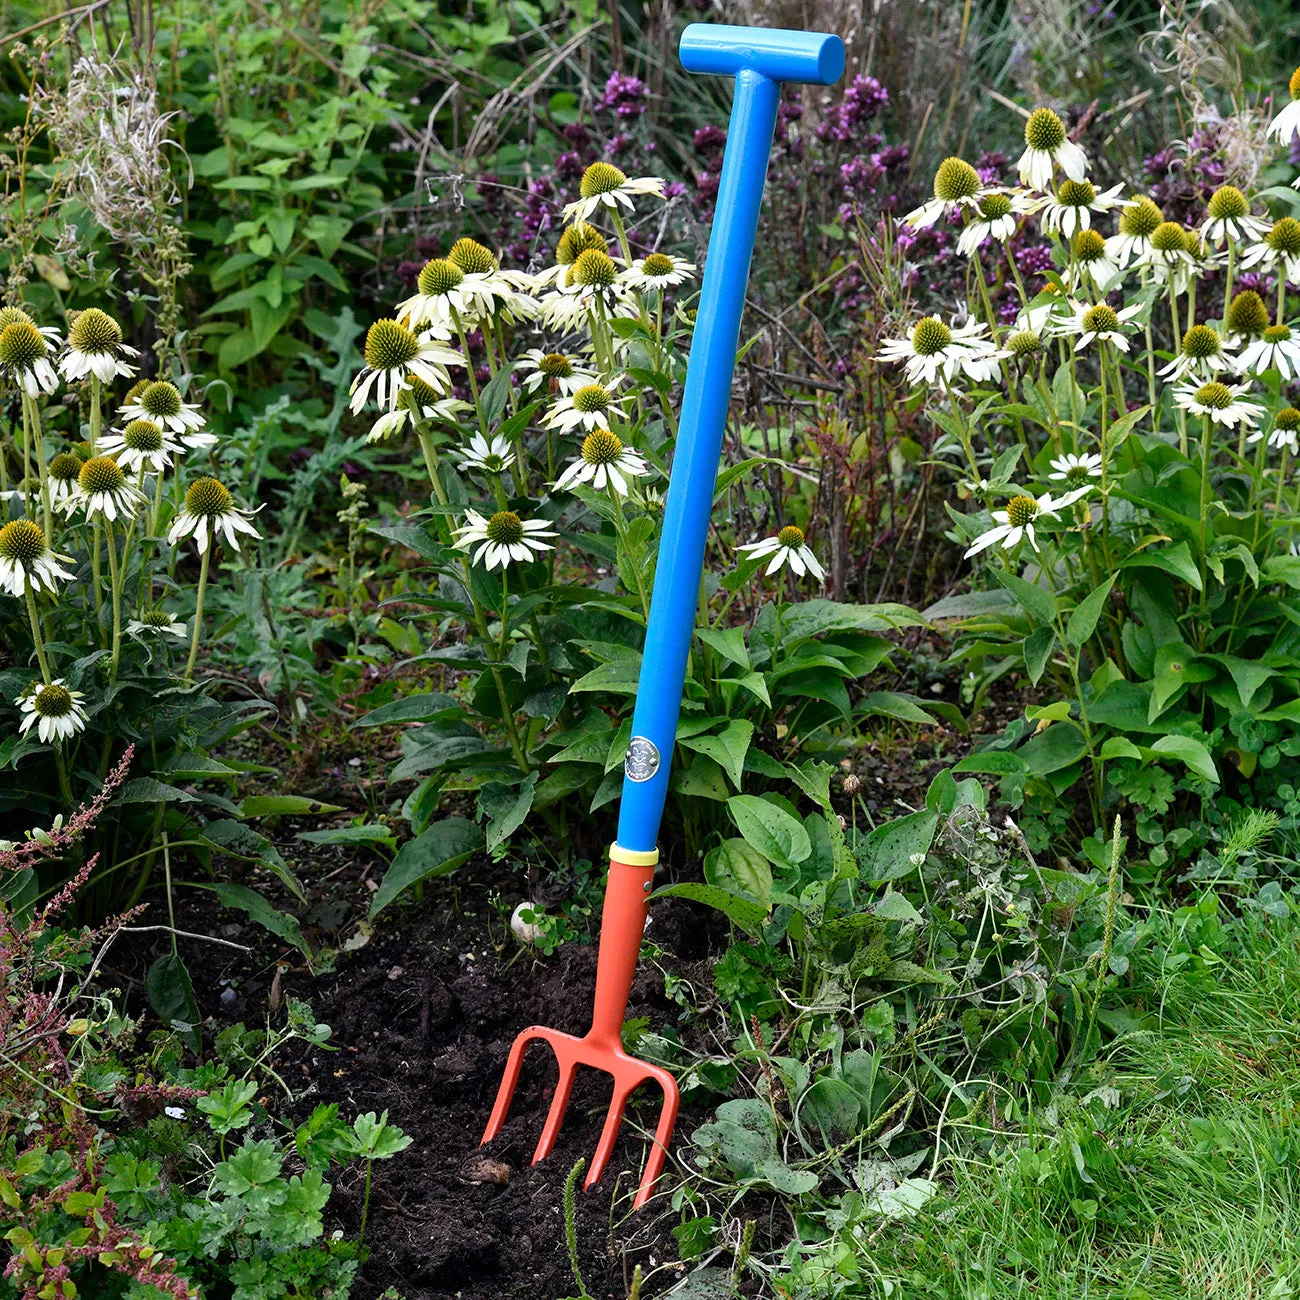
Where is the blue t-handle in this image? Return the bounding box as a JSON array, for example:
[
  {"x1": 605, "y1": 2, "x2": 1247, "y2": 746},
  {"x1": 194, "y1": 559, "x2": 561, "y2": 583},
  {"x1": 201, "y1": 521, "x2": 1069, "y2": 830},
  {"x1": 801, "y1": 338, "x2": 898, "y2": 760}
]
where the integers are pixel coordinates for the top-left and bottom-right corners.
[{"x1": 615, "y1": 24, "x2": 845, "y2": 855}]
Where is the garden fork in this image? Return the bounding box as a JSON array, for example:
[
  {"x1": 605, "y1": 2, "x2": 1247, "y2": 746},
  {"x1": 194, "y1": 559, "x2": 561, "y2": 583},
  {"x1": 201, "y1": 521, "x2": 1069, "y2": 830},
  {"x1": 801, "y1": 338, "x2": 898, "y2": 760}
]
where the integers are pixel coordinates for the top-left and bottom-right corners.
[{"x1": 481, "y1": 22, "x2": 845, "y2": 1210}]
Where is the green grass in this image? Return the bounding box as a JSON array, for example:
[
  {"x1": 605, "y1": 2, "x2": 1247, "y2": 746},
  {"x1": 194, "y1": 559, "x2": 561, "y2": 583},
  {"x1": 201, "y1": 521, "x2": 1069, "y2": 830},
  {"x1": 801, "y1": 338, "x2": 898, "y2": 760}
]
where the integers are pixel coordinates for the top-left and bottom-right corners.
[{"x1": 853, "y1": 907, "x2": 1300, "y2": 1300}]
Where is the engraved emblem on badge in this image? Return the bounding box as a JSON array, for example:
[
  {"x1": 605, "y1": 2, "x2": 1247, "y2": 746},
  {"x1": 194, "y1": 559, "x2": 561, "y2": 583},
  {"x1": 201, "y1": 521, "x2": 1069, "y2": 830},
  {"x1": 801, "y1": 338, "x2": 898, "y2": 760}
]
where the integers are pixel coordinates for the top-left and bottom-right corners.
[{"x1": 625, "y1": 736, "x2": 660, "y2": 782}]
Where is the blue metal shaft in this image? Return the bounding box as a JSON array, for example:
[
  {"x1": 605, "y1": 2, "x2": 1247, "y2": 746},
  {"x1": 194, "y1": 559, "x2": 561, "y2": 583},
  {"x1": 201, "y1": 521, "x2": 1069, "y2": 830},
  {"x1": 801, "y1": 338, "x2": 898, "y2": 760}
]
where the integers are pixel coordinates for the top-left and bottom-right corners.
[{"x1": 614, "y1": 24, "x2": 844, "y2": 854}]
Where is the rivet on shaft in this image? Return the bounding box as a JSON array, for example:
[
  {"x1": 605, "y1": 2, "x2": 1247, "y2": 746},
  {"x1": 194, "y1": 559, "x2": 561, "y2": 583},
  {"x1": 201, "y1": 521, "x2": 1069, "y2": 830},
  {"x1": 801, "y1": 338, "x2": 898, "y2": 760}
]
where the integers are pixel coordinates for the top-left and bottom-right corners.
[{"x1": 643, "y1": 881, "x2": 652, "y2": 892}]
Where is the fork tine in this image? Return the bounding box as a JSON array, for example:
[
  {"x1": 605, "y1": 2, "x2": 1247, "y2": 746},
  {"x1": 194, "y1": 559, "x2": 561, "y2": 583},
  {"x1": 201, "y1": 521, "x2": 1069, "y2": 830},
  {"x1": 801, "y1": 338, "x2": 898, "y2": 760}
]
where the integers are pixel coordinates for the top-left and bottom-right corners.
[
  {"x1": 633, "y1": 1073, "x2": 681, "y2": 1209},
  {"x1": 585, "y1": 1082, "x2": 633, "y2": 1189},
  {"x1": 531, "y1": 1059, "x2": 579, "y2": 1163},
  {"x1": 480, "y1": 1026, "x2": 546, "y2": 1145}
]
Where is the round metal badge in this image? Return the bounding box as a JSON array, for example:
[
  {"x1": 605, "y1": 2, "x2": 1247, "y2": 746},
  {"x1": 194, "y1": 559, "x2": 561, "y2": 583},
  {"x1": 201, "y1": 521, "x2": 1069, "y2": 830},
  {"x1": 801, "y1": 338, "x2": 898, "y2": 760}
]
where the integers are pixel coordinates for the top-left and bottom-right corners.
[{"x1": 624, "y1": 736, "x2": 661, "y2": 782}]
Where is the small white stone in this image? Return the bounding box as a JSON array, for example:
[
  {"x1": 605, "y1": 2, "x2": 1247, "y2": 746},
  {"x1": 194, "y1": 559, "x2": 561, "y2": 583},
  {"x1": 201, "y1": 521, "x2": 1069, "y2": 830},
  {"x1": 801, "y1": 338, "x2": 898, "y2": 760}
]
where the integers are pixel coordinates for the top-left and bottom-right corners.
[
  {"x1": 511, "y1": 902, "x2": 545, "y2": 945},
  {"x1": 164, "y1": 1106, "x2": 185, "y2": 1120}
]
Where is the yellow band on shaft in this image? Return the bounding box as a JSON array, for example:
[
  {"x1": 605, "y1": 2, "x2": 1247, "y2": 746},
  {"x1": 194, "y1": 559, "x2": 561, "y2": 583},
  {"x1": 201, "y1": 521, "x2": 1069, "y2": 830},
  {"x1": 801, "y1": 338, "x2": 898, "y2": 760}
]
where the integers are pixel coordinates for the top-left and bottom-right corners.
[{"x1": 610, "y1": 843, "x2": 659, "y2": 866}]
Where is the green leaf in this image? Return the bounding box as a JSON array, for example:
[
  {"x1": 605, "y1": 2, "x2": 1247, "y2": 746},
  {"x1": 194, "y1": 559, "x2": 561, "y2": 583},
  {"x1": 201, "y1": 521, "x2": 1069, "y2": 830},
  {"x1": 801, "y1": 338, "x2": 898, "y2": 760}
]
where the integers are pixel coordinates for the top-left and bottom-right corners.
[
  {"x1": 1149, "y1": 735, "x2": 1219, "y2": 784},
  {"x1": 703, "y1": 838, "x2": 773, "y2": 904},
  {"x1": 353, "y1": 693, "x2": 464, "y2": 727},
  {"x1": 368, "y1": 818, "x2": 482, "y2": 919},
  {"x1": 696, "y1": 625, "x2": 750, "y2": 670},
  {"x1": 651, "y1": 882, "x2": 767, "y2": 935},
  {"x1": 857, "y1": 811, "x2": 937, "y2": 884},
  {"x1": 1066, "y1": 577, "x2": 1114, "y2": 648},
  {"x1": 857, "y1": 691, "x2": 937, "y2": 725},
  {"x1": 240, "y1": 795, "x2": 344, "y2": 817},
  {"x1": 678, "y1": 720, "x2": 753, "y2": 789},
  {"x1": 994, "y1": 569, "x2": 1056, "y2": 626},
  {"x1": 296, "y1": 824, "x2": 397, "y2": 848},
  {"x1": 1119, "y1": 541, "x2": 1202, "y2": 592},
  {"x1": 203, "y1": 883, "x2": 311, "y2": 958},
  {"x1": 1023, "y1": 626, "x2": 1055, "y2": 684},
  {"x1": 476, "y1": 772, "x2": 539, "y2": 853},
  {"x1": 727, "y1": 795, "x2": 812, "y2": 870},
  {"x1": 569, "y1": 659, "x2": 642, "y2": 696},
  {"x1": 350, "y1": 1110, "x2": 413, "y2": 1160},
  {"x1": 145, "y1": 954, "x2": 200, "y2": 1051}
]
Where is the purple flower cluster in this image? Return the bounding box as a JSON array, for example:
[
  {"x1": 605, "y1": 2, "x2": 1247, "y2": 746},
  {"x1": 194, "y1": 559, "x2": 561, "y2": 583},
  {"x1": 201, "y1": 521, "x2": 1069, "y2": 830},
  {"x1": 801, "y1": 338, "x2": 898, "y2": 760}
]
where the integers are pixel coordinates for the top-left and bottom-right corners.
[
  {"x1": 602, "y1": 71, "x2": 648, "y2": 119},
  {"x1": 1143, "y1": 128, "x2": 1227, "y2": 226},
  {"x1": 816, "y1": 74, "x2": 889, "y2": 144}
]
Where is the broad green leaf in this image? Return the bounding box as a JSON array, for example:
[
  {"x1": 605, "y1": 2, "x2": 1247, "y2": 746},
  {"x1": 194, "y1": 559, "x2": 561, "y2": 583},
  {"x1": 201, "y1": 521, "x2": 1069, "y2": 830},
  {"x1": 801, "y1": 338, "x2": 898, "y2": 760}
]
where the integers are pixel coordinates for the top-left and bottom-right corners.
[
  {"x1": 994, "y1": 569, "x2": 1056, "y2": 626},
  {"x1": 696, "y1": 625, "x2": 750, "y2": 670},
  {"x1": 857, "y1": 811, "x2": 937, "y2": 884},
  {"x1": 1148, "y1": 735, "x2": 1219, "y2": 783},
  {"x1": 727, "y1": 794, "x2": 812, "y2": 869},
  {"x1": 651, "y1": 882, "x2": 767, "y2": 935},
  {"x1": 240, "y1": 795, "x2": 344, "y2": 817},
  {"x1": 1023, "y1": 625, "x2": 1055, "y2": 684},
  {"x1": 857, "y1": 691, "x2": 937, "y2": 725},
  {"x1": 353, "y1": 693, "x2": 464, "y2": 727},
  {"x1": 704, "y1": 838, "x2": 773, "y2": 904},
  {"x1": 1066, "y1": 577, "x2": 1114, "y2": 647},
  {"x1": 368, "y1": 818, "x2": 482, "y2": 919},
  {"x1": 204, "y1": 883, "x2": 311, "y2": 957},
  {"x1": 1119, "y1": 541, "x2": 1202, "y2": 591},
  {"x1": 476, "y1": 772, "x2": 538, "y2": 853},
  {"x1": 679, "y1": 720, "x2": 753, "y2": 789},
  {"x1": 146, "y1": 954, "x2": 200, "y2": 1051}
]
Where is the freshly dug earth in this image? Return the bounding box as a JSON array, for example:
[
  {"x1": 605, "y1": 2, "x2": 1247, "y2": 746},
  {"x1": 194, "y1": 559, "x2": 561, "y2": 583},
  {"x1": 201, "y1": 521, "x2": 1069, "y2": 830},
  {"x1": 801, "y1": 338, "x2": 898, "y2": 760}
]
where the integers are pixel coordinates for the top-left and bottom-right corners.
[{"x1": 130, "y1": 864, "x2": 721, "y2": 1300}]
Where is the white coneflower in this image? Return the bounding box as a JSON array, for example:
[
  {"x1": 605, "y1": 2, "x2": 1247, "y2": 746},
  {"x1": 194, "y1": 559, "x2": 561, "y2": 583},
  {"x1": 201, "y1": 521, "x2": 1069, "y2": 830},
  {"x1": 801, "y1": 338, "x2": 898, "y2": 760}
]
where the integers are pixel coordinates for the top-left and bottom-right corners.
[
  {"x1": 46, "y1": 453, "x2": 84, "y2": 513},
  {"x1": 1224, "y1": 290, "x2": 1272, "y2": 348},
  {"x1": 1259, "y1": 407, "x2": 1300, "y2": 453},
  {"x1": 904, "y1": 157, "x2": 988, "y2": 229},
  {"x1": 167, "y1": 477, "x2": 261, "y2": 554},
  {"x1": 127, "y1": 609, "x2": 187, "y2": 638},
  {"x1": 17, "y1": 680, "x2": 87, "y2": 744},
  {"x1": 119, "y1": 380, "x2": 212, "y2": 447},
  {"x1": 455, "y1": 432, "x2": 515, "y2": 475},
  {"x1": 1200, "y1": 185, "x2": 1268, "y2": 247},
  {"x1": 1017, "y1": 107, "x2": 1087, "y2": 191},
  {"x1": 1236, "y1": 323, "x2": 1300, "y2": 380},
  {"x1": 366, "y1": 374, "x2": 469, "y2": 441},
  {"x1": 552, "y1": 428, "x2": 649, "y2": 496},
  {"x1": 452, "y1": 508, "x2": 558, "y2": 570},
  {"x1": 1173, "y1": 380, "x2": 1265, "y2": 429},
  {"x1": 1134, "y1": 221, "x2": 1197, "y2": 291},
  {"x1": 395, "y1": 257, "x2": 474, "y2": 334},
  {"x1": 956, "y1": 190, "x2": 1039, "y2": 256},
  {"x1": 1069, "y1": 228, "x2": 1121, "y2": 291},
  {"x1": 964, "y1": 488, "x2": 1091, "y2": 556},
  {"x1": 562, "y1": 161, "x2": 664, "y2": 223},
  {"x1": 1105, "y1": 196, "x2": 1165, "y2": 269},
  {"x1": 876, "y1": 316, "x2": 1007, "y2": 387},
  {"x1": 518, "y1": 349, "x2": 597, "y2": 397},
  {"x1": 97, "y1": 419, "x2": 180, "y2": 475},
  {"x1": 0, "y1": 318, "x2": 59, "y2": 396},
  {"x1": 58, "y1": 308, "x2": 139, "y2": 382},
  {"x1": 544, "y1": 377, "x2": 629, "y2": 434},
  {"x1": 0, "y1": 305, "x2": 60, "y2": 347},
  {"x1": 1265, "y1": 67, "x2": 1300, "y2": 144},
  {"x1": 1158, "y1": 324, "x2": 1231, "y2": 382},
  {"x1": 622, "y1": 252, "x2": 695, "y2": 292},
  {"x1": 349, "y1": 319, "x2": 463, "y2": 415},
  {"x1": 1055, "y1": 300, "x2": 1144, "y2": 352},
  {"x1": 75, "y1": 456, "x2": 146, "y2": 522},
  {"x1": 1040, "y1": 178, "x2": 1125, "y2": 239},
  {"x1": 736, "y1": 525, "x2": 826, "y2": 581},
  {"x1": 532, "y1": 222, "x2": 610, "y2": 288},
  {"x1": 446, "y1": 238, "x2": 538, "y2": 325},
  {"x1": 1048, "y1": 452, "x2": 1103, "y2": 485},
  {"x1": 1240, "y1": 217, "x2": 1300, "y2": 286},
  {"x1": 0, "y1": 518, "x2": 74, "y2": 597}
]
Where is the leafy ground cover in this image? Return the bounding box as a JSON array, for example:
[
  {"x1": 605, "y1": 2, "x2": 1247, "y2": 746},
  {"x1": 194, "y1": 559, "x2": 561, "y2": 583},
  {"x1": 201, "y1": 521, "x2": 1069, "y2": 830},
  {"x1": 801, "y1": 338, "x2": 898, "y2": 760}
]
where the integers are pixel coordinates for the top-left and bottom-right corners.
[{"x1": 5, "y1": 0, "x2": 1300, "y2": 1297}]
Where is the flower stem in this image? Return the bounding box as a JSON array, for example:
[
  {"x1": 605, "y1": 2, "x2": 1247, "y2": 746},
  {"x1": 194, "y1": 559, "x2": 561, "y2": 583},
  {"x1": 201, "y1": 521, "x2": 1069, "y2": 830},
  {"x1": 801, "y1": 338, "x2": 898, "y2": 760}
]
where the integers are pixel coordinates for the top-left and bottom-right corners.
[
  {"x1": 105, "y1": 518, "x2": 124, "y2": 680},
  {"x1": 25, "y1": 396, "x2": 53, "y2": 545},
  {"x1": 24, "y1": 583, "x2": 52, "y2": 685},
  {"x1": 184, "y1": 546, "x2": 212, "y2": 681}
]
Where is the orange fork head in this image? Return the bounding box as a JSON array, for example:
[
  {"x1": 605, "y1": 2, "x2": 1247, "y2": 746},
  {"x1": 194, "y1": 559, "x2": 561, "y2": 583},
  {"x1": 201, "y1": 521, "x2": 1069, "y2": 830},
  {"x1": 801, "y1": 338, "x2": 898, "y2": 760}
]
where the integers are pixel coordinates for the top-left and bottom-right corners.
[{"x1": 480, "y1": 851, "x2": 682, "y2": 1209}]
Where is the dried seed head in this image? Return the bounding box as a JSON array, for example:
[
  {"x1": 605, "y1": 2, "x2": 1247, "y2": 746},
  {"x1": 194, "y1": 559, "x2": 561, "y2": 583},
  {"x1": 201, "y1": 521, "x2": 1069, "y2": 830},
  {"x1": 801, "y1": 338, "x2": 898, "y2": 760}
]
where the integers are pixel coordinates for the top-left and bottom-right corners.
[
  {"x1": 485, "y1": 511, "x2": 524, "y2": 545},
  {"x1": 1268, "y1": 217, "x2": 1300, "y2": 256},
  {"x1": 1227, "y1": 290, "x2": 1270, "y2": 338},
  {"x1": 140, "y1": 381, "x2": 183, "y2": 419},
  {"x1": 123, "y1": 419, "x2": 164, "y2": 452},
  {"x1": 184, "y1": 476, "x2": 233, "y2": 517},
  {"x1": 842, "y1": 773, "x2": 862, "y2": 796},
  {"x1": 1082, "y1": 304, "x2": 1119, "y2": 334},
  {"x1": 1151, "y1": 220, "x2": 1188, "y2": 252},
  {"x1": 556, "y1": 223, "x2": 608, "y2": 265},
  {"x1": 579, "y1": 161, "x2": 627, "y2": 198},
  {"x1": 581, "y1": 429, "x2": 624, "y2": 465},
  {"x1": 364, "y1": 320, "x2": 420, "y2": 372},
  {"x1": 1024, "y1": 107, "x2": 1066, "y2": 152},
  {"x1": 1120, "y1": 196, "x2": 1163, "y2": 237},
  {"x1": 570, "y1": 249, "x2": 618, "y2": 288},
  {"x1": 1181, "y1": 324, "x2": 1222, "y2": 359},
  {"x1": 1057, "y1": 178, "x2": 1096, "y2": 206},
  {"x1": 447, "y1": 238, "x2": 497, "y2": 276},
  {"x1": 777, "y1": 524, "x2": 806, "y2": 548},
  {"x1": 1005, "y1": 495, "x2": 1039, "y2": 528},
  {"x1": 79, "y1": 455, "x2": 126, "y2": 494},
  {"x1": 911, "y1": 316, "x2": 952, "y2": 356},
  {"x1": 416, "y1": 258, "x2": 464, "y2": 296},
  {"x1": 933, "y1": 157, "x2": 980, "y2": 203},
  {"x1": 0, "y1": 518, "x2": 45, "y2": 563},
  {"x1": 1207, "y1": 185, "x2": 1248, "y2": 220},
  {"x1": 68, "y1": 307, "x2": 123, "y2": 353},
  {"x1": 0, "y1": 321, "x2": 47, "y2": 367}
]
